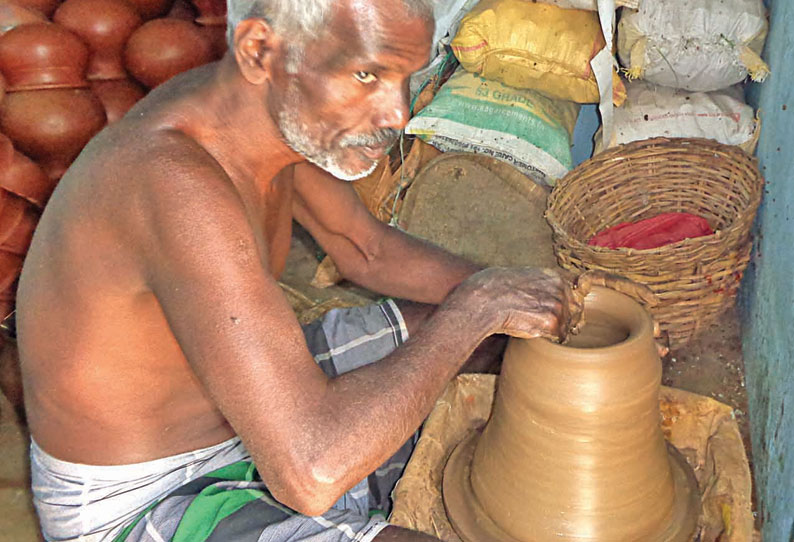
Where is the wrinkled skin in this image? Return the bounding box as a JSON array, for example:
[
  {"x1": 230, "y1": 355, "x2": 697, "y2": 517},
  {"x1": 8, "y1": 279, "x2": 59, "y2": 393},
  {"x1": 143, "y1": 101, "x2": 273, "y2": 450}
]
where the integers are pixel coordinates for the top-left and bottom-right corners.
[{"x1": 16, "y1": 0, "x2": 584, "y2": 537}]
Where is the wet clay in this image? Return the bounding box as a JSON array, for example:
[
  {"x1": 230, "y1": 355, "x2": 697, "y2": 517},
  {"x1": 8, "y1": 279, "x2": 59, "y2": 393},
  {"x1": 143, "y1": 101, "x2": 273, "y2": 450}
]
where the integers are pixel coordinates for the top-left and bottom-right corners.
[{"x1": 443, "y1": 287, "x2": 699, "y2": 542}]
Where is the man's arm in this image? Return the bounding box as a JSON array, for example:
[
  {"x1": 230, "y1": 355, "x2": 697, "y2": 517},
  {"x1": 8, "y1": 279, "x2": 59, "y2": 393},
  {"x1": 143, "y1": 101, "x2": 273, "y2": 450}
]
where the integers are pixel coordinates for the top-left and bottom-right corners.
[
  {"x1": 292, "y1": 162, "x2": 482, "y2": 304},
  {"x1": 140, "y1": 144, "x2": 568, "y2": 516}
]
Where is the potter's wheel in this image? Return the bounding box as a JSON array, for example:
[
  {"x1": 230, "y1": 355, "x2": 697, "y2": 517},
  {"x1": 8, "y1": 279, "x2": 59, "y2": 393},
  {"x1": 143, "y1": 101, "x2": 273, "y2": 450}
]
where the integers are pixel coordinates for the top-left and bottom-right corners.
[{"x1": 442, "y1": 428, "x2": 701, "y2": 542}]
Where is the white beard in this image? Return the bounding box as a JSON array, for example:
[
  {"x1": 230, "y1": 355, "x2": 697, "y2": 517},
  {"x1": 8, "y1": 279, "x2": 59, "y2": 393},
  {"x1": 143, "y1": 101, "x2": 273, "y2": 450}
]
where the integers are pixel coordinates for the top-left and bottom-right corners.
[{"x1": 276, "y1": 93, "x2": 378, "y2": 181}]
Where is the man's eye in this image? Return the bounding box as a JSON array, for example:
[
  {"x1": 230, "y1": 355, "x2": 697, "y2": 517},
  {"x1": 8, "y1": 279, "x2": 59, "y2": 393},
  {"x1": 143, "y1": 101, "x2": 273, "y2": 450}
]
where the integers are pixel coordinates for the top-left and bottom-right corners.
[{"x1": 353, "y1": 71, "x2": 377, "y2": 84}]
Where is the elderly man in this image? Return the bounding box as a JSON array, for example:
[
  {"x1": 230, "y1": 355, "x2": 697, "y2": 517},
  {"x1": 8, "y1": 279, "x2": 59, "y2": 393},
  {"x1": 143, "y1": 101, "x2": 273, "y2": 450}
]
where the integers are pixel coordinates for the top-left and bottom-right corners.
[{"x1": 17, "y1": 0, "x2": 571, "y2": 540}]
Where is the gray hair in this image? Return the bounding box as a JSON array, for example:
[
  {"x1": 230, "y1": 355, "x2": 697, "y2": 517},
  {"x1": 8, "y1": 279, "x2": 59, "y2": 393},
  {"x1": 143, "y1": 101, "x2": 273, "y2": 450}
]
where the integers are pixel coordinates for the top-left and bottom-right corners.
[{"x1": 226, "y1": 0, "x2": 434, "y2": 62}]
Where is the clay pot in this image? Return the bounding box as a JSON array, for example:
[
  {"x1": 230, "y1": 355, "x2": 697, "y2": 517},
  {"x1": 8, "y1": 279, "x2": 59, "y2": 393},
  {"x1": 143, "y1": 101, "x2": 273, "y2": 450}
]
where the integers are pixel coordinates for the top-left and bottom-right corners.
[
  {"x1": 125, "y1": 0, "x2": 173, "y2": 19},
  {"x1": 443, "y1": 287, "x2": 700, "y2": 542},
  {"x1": 90, "y1": 78, "x2": 145, "y2": 123},
  {"x1": 6, "y1": 0, "x2": 60, "y2": 18},
  {"x1": 0, "y1": 23, "x2": 90, "y2": 92},
  {"x1": 0, "y1": 190, "x2": 38, "y2": 256},
  {"x1": 0, "y1": 133, "x2": 56, "y2": 208},
  {"x1": 0, "y1": 73, "x2": 5, "y2": 104},
  {"x1": 166, "y1": 0, "x2": 196, "y2": 21},
  {"x1": 190, "y1": 0, "x2": 224, "y2": 24},
  {"x1": 0, "y1": 249, "x2": 23, "y2": 294},
  {"x1": 0, "y1": 88, "x2": 106, "y2": 181},
  {"x1": 54, "y1": 0, "x2": 143, "y2": 81},
  {"x1": 196, "y1": 21, "x2": 227, "y2": 61},
  {"x1": 124, "y1": 18, "x2": 213, "y2": 88},
  {"x1": 0, "y1": 2, "x2": 47, "y2": 36}
]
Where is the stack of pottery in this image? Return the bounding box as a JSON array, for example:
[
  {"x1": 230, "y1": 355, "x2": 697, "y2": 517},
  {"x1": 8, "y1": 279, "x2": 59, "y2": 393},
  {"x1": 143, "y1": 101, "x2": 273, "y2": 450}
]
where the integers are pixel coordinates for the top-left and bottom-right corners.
[
  {"x1": 53, "y1": 0, "x2": 147, "y2": 123},
  {"x1": 0, "y1": 22, "x2": 107, "y2": 181},
  {"x1": 0, "y1": 0, "x2": 227, "y2": 319},
  {"x1": 192, "y1": 0, "x2": 227, "y2": 60},
  {"x1": 0, "y1": 134, "x2": 46, "y2": 319}
]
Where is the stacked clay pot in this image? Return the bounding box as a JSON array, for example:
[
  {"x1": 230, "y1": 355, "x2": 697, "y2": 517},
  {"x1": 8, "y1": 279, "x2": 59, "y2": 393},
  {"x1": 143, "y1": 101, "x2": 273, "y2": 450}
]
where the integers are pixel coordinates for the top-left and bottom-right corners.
[
  {"x1": 191, "y1": 0, "x2": 227, "y2": 60},
  {"x1": 0, "y1": 0, "x2": 225, "y2": 319},
  {"x1": 0, "y1": 134, "x2": 44, "y2": 319},
  {"x1": 0, "y1": 22, "x2": 107, "y2": 180},
  {"x1": 124, "y1": 17, "x2": 214, "y2": 88},
  {"x1": 53, "y1": 0, "x2": 147, "y2": 121}
]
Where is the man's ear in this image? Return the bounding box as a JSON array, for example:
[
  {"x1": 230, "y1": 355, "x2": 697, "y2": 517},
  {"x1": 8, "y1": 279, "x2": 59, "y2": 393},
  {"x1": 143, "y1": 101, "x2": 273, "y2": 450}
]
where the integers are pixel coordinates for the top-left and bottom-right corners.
[{"x1": 233, "y1": 18, "x2": 281, "y2": 85}]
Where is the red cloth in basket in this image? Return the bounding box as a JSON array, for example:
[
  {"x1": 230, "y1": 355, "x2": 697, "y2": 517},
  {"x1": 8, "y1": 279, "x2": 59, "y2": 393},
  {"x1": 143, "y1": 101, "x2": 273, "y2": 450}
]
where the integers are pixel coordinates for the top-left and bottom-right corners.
[{"x1": 588, "y1": 212, "x2": 713, "y2": 250}]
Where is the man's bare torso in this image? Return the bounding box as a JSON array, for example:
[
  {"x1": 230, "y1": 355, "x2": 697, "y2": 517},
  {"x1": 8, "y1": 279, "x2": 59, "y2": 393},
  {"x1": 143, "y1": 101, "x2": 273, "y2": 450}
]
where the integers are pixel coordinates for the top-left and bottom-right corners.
[{"x1": 17, "y1": 67, "x2": 295, "y2": 465}]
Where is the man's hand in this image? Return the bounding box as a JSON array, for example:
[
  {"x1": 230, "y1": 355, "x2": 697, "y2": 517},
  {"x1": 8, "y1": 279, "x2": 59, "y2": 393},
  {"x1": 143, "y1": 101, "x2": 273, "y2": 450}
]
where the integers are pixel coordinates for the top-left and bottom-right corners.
[{"x1": 442, "y1": 267, "x2": 574, "y2": 342}]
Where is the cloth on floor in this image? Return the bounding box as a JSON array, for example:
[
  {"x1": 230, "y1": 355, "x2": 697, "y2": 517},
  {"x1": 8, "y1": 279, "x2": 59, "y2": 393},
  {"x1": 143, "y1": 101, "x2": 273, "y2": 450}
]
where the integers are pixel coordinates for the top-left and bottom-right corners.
[{"x1": 31, "y1": 300, "x2": 414, "y2": 542}]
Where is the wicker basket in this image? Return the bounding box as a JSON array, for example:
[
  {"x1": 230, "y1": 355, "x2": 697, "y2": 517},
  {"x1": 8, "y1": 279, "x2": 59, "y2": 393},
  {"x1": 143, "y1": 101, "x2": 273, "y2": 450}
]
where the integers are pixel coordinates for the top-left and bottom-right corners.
[{"x1": 546, "y1": 137, "x2": 763, "y2": 347}]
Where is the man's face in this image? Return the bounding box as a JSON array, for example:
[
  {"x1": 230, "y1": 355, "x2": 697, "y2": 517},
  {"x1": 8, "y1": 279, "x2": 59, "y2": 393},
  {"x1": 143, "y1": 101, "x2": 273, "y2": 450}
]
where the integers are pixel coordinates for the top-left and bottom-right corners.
[{"x1": 268, "y1": 0, "x2": 433, "y2": 180}]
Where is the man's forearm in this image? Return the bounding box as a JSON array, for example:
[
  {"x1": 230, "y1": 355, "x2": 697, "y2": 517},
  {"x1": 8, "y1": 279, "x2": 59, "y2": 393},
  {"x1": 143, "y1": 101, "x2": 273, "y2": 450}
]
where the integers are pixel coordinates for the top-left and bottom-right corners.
[
  {"x1": 278, "y1": 298, "x2": 490, "y2": 513},
  {"x1": 342, "y1": 225, "x2": 482, "y2": 304}
]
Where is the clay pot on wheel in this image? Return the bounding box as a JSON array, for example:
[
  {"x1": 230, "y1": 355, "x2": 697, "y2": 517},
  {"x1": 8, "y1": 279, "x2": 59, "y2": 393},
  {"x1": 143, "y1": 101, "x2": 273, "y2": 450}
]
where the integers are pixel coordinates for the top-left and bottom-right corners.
[
  {"x1": 0, "y1": 23, "x2": 90, "y2": 91},
  {"x1": 90, "y1": 78, "x2": 145, "y2": 123},
  {"x1": 0, "y1": 133, "x2": 56, "y2": 208},
  {"x1": 0, "y1": 2, "x2": 47, "y2": 37},
  {"x1": 0, "y1": 88, "x2": 107, "y2": 181},
  {"x1": 126, "y1": 0, "x2": 173, "y2": 20},
  {"x1": 54, "y1": 0, "x2": 143, "y2": 81},
  {"x1": 6, "y1": 0, "x2": 60, "y2": 18},
  {"x1": 124, "y1": 19, "x2": 213, "y2": 88},
  {"x1": 443, "y1": 287, "x2": 700, "y2": 542}
]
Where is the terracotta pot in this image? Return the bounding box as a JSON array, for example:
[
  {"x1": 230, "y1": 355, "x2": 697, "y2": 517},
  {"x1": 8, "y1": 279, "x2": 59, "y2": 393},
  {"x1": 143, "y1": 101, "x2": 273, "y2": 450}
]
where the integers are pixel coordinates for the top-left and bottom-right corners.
[
  {"x1": 90, "y1": 78, "x2": 145, "y2": 123},
  {"x1": 0, "y1": 190, "x2": 38, "y2": 256},
  {"x1": 166, "y1": 0, "x2": 196, "y2": 20},
  {"x1": 0, "y1": 134, "x2": 56, "y2": 208},
  {"x1": 124, "y1": 18, "x2": 213, "y2": 88},
  {"x1": 7, "y1": 0, "x2": 60, "y2": 18},
  {"x1": 54, "y1": 0, "x2": 143, "y2": 81},
  {"x1": 443, "y1": 287, "x2": 700, "y2": 542},
  {"x1": 125, "y1": 0, "x2": 173, "y2": 20},
  {"x1": 190, "y1": 0, "x2": 224, "y2": 24},
  {"x1": 0, "y1": 2, "x2": 47, "y2": 37},
  {"x1": 0, "y1": 23, "x2": 90, "y2": 92},
  {"x1": 0, "y1": 73, "x2": 5, "y2": 104},
  {"x1": 0, "y1": 249, "x2": 23, "y2": 294},
  {"x1": 196, "y1": 21, "x2": 227, "y2": 61},
  {"x1": 0, "y1": 88, "x2": 106, "y2": 181}
]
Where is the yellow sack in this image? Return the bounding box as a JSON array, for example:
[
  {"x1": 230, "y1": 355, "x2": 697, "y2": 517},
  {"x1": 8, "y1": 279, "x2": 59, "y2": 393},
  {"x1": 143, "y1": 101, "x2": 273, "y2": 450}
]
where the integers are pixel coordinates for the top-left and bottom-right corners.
[{"x1": 451, "y1": 0, "x2": 626, "y2": 105}]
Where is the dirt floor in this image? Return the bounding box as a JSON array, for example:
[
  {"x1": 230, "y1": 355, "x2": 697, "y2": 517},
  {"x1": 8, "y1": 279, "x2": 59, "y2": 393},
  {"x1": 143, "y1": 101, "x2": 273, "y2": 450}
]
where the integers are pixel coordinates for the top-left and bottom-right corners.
[{"x1": 0, "y1": 230, "x2": 755, "y2": 541}]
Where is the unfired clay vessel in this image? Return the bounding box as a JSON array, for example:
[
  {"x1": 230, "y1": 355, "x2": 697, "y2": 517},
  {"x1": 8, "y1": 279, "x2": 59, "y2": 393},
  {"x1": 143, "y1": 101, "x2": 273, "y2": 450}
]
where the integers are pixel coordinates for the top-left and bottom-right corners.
[
  {"x1": 0, "y1": 23, "x2": 89, "y2": 91},
  {"x1": 0, "y1": 88, "x2": 106, "y2": 180},
  {"x1": 0, "y1": 133, "x2": 55, "y2": 208},
  {"x1": 54, "y1": 0, "x2": 143, "y2": 81},
  {"x1": 90, "y1": 78, "x2": 145, "y2": 123},
  {"x1": 443, "y1": 287, "x2": 700, "y2": 542},
  {"x1": 124, "y1": 18, "x2": 213, "y2": 88},
  {"x1": 0, "y1": 2, "x2": 47, "y2": 36}
]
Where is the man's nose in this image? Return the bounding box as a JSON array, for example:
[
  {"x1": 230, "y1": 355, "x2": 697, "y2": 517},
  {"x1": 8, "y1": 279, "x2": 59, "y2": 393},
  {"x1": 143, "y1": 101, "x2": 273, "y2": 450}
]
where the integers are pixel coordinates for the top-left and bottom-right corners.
[{"x1": 373, "y1": 88, "x2": 410, "y2": 131}]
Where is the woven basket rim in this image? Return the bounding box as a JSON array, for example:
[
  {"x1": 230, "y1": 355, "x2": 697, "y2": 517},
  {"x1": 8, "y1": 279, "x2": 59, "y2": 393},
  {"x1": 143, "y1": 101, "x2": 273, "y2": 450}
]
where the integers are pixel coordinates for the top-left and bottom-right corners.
[{"x1": 546, "y1": 137, "x2": 763, "y2": 255}]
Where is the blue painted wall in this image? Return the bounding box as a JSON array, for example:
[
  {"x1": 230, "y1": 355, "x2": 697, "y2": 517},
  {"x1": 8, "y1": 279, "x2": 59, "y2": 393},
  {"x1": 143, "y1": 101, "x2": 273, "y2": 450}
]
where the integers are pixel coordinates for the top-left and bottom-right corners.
[{"x1": 742, "y1": 0, "x2": 794, "y2": 539}]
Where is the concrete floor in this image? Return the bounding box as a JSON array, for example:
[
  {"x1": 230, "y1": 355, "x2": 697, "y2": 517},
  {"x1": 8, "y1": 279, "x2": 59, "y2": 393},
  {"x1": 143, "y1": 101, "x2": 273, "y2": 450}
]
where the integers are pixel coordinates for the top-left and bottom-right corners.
[{"x1": 0, "y1": 233, "x2": 756, "y2": 541}]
